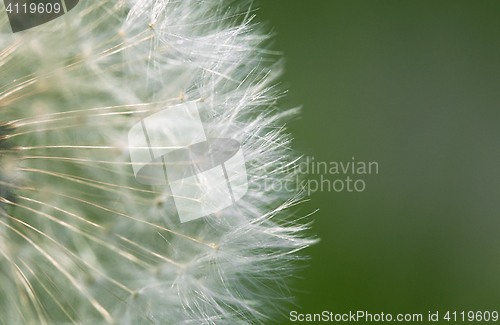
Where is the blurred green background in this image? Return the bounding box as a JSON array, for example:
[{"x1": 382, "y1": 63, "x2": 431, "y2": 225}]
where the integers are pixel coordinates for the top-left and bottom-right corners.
[{"x1": 258, "y1": 1, "x2": 500, "y2": 323}]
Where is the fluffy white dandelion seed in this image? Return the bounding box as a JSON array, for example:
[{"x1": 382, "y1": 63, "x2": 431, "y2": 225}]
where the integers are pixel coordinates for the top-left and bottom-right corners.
[{"x1": 0, "y1": 0, "x2": 318, "y2": 324}]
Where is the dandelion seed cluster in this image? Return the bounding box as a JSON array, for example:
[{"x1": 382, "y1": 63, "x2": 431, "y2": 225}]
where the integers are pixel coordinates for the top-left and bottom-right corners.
[{"x1": 0, "y1": 1, "x2": 317, "y2": 324}]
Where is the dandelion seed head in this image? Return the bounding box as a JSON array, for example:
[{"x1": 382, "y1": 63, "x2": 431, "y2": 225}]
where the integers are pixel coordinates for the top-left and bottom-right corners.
[{"x1": 0, "y1": 0, "x2": 317, "y2": 324}]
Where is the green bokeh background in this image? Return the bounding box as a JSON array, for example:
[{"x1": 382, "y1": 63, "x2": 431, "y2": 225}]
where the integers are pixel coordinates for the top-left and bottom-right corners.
[{"x1": 258, "y1": 1, "x2": 500, "y2": 323}]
